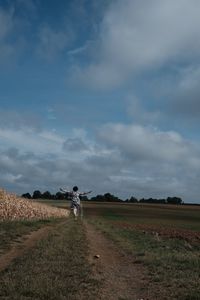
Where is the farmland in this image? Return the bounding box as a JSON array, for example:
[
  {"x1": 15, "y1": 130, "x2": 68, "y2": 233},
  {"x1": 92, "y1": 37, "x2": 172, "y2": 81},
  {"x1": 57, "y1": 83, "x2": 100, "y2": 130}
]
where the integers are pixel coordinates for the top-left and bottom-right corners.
[
  {"x1": 0, "y1": 198, "x2": 200, "y2": 299},
  {"x1": 83, "y1": 202, "x2": 200, "y2": 299}
]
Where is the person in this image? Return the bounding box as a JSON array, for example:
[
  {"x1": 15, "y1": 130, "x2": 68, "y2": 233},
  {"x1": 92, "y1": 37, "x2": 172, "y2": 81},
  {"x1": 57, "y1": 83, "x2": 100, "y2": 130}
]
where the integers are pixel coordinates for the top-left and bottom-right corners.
[{"x1": 60, "y1": 186, "x2": 92, "y2": 219}]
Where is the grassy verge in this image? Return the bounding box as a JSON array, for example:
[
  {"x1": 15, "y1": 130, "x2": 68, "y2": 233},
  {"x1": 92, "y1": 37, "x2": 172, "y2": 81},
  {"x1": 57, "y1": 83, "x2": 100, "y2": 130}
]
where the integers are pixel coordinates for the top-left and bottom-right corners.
[
  {"x1": 0, "y1": 218, "x2": 61, "y2": 256},
  {"x1": 0, "y1": 217, "x2": 99, "y2": 300},
  {"x1": 85, "y1": 206, "x2": 200, "y2": 300}
]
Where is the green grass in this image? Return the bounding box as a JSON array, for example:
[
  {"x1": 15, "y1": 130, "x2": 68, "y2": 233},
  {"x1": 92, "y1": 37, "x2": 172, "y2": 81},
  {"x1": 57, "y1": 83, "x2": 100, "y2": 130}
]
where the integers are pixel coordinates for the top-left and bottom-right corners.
[
  {"x1": 0, "y1": 218, "x2": 60, "y2": 256},
  {"x1": 33, "y1": 199, "x2": 70, "y2": 208},
  {"x1": 0, "y1": 217, "x2": 99, "y2": 300},
  {"x1": 83, "y1": 202, "x2": 200, "y2": 230},
  {"x1": 21, "y1": 200, "x2": 200, "y2": 299}
]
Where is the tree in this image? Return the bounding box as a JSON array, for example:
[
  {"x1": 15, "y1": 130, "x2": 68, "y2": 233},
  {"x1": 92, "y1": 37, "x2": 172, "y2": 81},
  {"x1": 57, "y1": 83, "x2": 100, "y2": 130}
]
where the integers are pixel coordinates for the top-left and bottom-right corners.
[
  {"x1": 55, "y1": 192, "x2": 66, "y2": 200},
  {"x1": 90, "y1": 193, "x2": 122, "y2": 202},
  {"x1": 104, "y1": 193, "x2": 121, "y2": 202},
  {"x1": 139, "y1": 198, "x2": 166, "y2": 204},
  {"x1": 167, "y1": 197, "x2": 182, "y2": 205},
  {"x1": 21, "y1": 193, "x2": 32, "y2": 199},
  {"x1": 128, "y1": 196, "x2": 138, "y2": 203},
  {"x1": 90, "y1": 194, "x2": 105, "y2": 201},
  {"x1": 32, "y1": 190, "x2": 42, "y2": 199},
  {"x1": 80, "y1": 195, "x2": 89, "y2": 201},
  {"x1": 42, "y1": 191, "x2": 52, "y2": 199}
]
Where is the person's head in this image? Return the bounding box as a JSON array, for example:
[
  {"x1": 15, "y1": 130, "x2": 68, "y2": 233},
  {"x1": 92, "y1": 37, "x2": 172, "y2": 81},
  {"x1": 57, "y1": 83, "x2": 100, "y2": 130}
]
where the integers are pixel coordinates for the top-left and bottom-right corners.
[{"x1": 73, "y1": 186, "x2": 78, "y2": 192}]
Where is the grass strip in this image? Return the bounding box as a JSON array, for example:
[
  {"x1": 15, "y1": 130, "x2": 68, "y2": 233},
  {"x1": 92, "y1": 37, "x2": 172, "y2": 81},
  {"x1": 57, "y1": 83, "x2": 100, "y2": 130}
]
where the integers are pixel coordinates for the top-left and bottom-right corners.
[{"x1": 0, "y1": 217, "x2": 99, "y2": 300}]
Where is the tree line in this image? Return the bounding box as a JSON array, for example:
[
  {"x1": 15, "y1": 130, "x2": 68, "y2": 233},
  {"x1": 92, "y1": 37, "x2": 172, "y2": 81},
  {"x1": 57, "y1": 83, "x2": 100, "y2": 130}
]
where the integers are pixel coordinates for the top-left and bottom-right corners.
[
  {"x1": 22, "y1": 190, "x2": 183, "y2": 205},
  {"x1": 22, "y1": 190, "x2": 70, "y2": 200},
  {"x1": 90, "y1": 193, "x2": 183, "y2": 204}
]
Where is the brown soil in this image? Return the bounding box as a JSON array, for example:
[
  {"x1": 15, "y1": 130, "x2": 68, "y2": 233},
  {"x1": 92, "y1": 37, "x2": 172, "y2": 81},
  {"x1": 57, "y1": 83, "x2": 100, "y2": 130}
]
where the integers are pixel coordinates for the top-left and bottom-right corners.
[
  {"x1": 0, "y1": 225, "x2": 52, "y2": 272},
  {"x1": 112, "y1": 222, "x2": 200, "y2": 245},
  {"x1": 84, "y1": 221, "x2": 152, "y2": 300}
]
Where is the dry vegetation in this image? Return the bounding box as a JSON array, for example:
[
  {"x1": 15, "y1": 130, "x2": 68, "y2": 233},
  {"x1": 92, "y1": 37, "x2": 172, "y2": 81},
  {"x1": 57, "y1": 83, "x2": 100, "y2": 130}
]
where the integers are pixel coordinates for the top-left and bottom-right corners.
[{"x1": 0, "y1": 189, "x2": 69, "y2": 221}]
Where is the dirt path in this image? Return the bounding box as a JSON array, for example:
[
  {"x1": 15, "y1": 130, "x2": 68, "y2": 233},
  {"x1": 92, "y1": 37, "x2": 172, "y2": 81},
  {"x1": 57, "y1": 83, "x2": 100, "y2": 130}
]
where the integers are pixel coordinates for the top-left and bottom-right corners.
[
  {"x1": 1, "y1": 220, "x2": 152, "y2": 299},
  {"x1": 0, "y1": 225, "x2": 52, "y2": 272},
  {"x1": 84, "y1": 221, "x2": 151, "y2": 300}
]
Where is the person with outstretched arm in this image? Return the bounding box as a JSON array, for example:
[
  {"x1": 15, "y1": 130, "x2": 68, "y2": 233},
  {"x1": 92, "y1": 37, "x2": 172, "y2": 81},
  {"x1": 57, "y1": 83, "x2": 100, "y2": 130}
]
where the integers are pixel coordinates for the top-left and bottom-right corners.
[{"x1": 60, "y1": 186, "x2": 92, "y2": 219}]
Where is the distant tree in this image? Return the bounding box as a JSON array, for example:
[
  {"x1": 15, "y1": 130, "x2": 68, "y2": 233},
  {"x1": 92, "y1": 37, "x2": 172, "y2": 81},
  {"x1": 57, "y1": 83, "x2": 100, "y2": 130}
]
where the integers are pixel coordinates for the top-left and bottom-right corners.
[
  {"x1": 32, "y1": 190, "x2": 42, "y2": 199},
  {"x1": 21, "y1": 193, "x2": 32, "y2": 199},
  {"x1": 139, "y1": 198, "x2": 145, "y2": 203},
  {"x1": 90, "y1": 193, "x2": 121, "y2": 202},
  {"x1": 104, "y1": 193, "x2": 114, "y2": 202},
  {"x1": 80, "y1": 195, "x2": 89, "y2": 201},
  {"x1": 55, "y1": 192, "x2": 66, "y2": 200},
  {"x1": 128, "y1": 196, "x2": 138, "y2": 203},
  {"x1": 167, "y1": 197, "x2": 182, "y2": 205},
  {"x1": 138, "y1": 197, "x2": 182, "y2": 204},
  {"x1": 90, "y1": 194, "x2": 105, "y2": 201},
  {"x1": 104, "y1": 193, "x2": 121, "y2": 202},
  {"x1": 42, "y1": 191, "x2": 52, "y2": 199},
  {"x1": 139, "y1": 198, "x2": 166, "y2": 204}
]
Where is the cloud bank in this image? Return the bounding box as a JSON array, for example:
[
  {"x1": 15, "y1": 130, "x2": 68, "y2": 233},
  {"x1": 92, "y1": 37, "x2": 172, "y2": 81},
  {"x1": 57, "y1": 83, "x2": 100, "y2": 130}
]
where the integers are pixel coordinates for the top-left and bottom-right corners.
[
  {"x1": 1, "y1": 115, "x2": 200, "y2": 202},
  {"x1": 70, "y1": 0, "x2": 200, "y2": 89}
]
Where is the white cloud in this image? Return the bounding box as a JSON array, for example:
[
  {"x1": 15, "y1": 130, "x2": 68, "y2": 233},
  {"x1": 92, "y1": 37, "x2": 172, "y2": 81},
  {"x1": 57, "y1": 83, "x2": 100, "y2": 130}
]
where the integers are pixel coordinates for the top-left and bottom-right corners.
[
  {"x1": 70, "y1": 0, "x2": 200, "y2": 89},
  {"x1": 0, "y1": 109, "x2": 42, "y2": 130},
  {"x1": 169, "y1": 65, "x2": 200, "y2": 118},
  {"x1": 99, "y1": 123, "x2": 200, "y2": 166},
  {"x1": 0, "y1": 115, "x2": 200, "y2": 201},
  {"x1": 0, "y1": 96, "x2": 199, "y2": 201},
  {"x1": 63, "y1": 137, "x2": 88, "y2": 152},
  {"x1": 67, "y1": 44, "x2": 89, "y2": 56},
  {"x1": 0, "y1": 127, "x2": 64, "y2": 155},
  {"x1": 96, "y1": 122, "x2": 200, "y2": 200},
  {"x1": 0, "y1": 173, "x2": 22, "y2": 183}
]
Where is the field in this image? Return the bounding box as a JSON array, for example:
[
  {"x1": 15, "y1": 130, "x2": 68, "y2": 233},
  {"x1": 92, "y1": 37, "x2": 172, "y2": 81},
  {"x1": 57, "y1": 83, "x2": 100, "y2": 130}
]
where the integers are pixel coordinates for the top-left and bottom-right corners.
[
  {"x1": 0, "y1": 200, "x2": 199, "y2": 299},
  {"x1": 83, "y1": 202, "x2": 200, "y2": 299}
]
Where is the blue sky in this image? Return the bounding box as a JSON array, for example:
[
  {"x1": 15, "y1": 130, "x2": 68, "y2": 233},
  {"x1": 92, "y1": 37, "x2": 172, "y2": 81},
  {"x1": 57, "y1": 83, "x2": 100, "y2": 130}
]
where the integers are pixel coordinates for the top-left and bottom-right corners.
[{"x1": 1, "y1": 0, "x2": 200, "y2": 203}]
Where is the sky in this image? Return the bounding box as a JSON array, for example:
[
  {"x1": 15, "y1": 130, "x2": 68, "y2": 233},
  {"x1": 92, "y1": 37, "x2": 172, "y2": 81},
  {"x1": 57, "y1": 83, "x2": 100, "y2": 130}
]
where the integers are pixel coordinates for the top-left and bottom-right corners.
[{"x1": 0, "y1": 0, "x2": 200, "y2": 203}]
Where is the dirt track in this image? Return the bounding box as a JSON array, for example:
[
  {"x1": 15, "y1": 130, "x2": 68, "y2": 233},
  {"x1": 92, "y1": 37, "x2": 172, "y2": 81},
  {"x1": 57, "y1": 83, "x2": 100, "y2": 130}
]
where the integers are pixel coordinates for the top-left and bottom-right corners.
[
  {"x1": 0, "y1": 220, "x2": 153, "y2": 299},
  {"x1": 85, "y1": 221, "x2": 151, "y2": 300}
]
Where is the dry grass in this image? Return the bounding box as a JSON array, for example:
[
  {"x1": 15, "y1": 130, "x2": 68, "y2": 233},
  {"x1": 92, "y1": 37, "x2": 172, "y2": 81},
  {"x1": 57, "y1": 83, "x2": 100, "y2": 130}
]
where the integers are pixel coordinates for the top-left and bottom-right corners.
[{"x1": 0, "y1": 188, "x2": 69, "y2": 221}]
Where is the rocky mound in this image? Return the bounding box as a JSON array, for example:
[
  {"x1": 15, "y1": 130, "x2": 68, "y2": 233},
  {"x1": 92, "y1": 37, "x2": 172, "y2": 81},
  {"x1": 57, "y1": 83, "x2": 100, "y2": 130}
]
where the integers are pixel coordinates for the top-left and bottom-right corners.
[{"x1": 0, "y1": 188, "x2": 69, "y2": 221}]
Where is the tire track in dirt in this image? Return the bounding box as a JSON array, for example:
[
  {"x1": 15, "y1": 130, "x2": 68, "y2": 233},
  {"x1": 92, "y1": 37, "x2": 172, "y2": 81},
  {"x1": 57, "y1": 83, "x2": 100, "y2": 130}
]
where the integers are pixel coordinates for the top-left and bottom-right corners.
[
  {"x1": 84, "y1": 221, "x2": 152, "y2": 300},
  {"x1": 0, "y1": 225, "x2": 53, "y2": 272}
]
